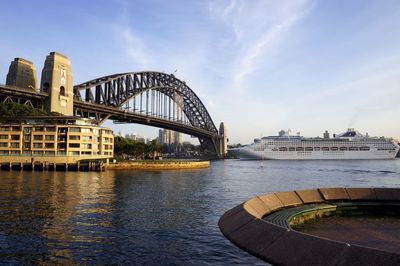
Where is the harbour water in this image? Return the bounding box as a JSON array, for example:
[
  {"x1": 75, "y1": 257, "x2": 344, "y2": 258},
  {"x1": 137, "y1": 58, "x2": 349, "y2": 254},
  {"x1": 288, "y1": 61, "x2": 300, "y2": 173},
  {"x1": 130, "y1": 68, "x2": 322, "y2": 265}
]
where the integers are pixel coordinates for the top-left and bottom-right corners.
[{"x1": 1, "y1": 159, "x2": 400, "y2": 265}]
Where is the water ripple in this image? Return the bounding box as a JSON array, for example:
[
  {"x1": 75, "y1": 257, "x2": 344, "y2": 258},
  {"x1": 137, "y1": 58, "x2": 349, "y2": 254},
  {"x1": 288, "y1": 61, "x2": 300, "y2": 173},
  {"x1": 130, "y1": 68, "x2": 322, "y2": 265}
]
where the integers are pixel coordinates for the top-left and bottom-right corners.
[{"x1": 0, "y1": 159, "x2": 399, "y2": 264}]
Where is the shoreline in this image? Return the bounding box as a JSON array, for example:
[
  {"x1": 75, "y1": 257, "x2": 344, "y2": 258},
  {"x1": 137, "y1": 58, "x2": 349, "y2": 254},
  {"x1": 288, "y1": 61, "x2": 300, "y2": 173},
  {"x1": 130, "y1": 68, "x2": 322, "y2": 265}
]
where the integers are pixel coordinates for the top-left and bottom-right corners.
[{"x1": 106, "y1": 160, "x2": 210, "y2": 170}]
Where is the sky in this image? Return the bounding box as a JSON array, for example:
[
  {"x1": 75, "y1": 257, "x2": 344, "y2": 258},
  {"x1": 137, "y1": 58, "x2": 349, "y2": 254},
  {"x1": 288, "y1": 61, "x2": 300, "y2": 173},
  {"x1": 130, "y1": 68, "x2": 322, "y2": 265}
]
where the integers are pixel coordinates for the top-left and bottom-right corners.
[{"x1": 1, "y1": 0, "x2": 400, "y2": 144}]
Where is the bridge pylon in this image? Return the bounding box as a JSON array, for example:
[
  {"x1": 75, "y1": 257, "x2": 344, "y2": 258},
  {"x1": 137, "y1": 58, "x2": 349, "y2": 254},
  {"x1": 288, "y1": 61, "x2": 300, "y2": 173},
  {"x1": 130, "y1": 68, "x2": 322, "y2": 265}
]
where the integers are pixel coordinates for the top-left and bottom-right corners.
[
  {"x1": 6, "y1": 58, "x2": 37, "y2": 90},
  {"x1": 41, "y1": 52, "x2": 74, "y2": 116},
  {"x1": 218, "y1": 122, "x2": 228, "y2": 158}
]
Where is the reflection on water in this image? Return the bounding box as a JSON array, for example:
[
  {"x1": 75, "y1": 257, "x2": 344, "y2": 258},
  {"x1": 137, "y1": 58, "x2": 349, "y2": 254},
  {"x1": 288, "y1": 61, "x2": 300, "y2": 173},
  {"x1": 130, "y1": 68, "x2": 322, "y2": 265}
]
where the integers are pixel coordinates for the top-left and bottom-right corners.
[
  {"x1": 0, "y1": 172, "x2": 117, "y2": 264},
  {"x1": 0, "y1": 160, "x2": 399, "y2": 264}
]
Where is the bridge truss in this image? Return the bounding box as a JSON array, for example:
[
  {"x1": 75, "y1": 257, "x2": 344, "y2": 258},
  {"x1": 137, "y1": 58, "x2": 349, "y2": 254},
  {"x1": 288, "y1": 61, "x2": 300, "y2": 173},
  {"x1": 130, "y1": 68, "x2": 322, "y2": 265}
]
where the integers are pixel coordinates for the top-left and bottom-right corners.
[{"x1": 73, "y1": 72, "x2": 222, "y2": 158}]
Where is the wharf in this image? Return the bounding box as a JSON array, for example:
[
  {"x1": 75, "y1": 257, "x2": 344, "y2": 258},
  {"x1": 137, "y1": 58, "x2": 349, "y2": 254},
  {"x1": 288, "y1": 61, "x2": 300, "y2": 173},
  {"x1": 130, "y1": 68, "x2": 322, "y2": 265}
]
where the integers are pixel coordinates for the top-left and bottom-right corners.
[
  {"x1": 0, "y1": 160, "x2": 105, "y2": 171},
  {"x1": 106, "y1": 160, "x2": 209, "y2": 170}
]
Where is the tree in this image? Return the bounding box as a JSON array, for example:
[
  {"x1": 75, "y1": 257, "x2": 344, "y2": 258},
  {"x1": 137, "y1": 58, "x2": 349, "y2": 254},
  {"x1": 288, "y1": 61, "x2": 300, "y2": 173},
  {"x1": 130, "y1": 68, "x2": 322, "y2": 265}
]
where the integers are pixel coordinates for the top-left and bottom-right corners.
[
  {"x1": 0, "y1": 102, "x2": 48, "y2": 118},
  {"x1": 147, "y1": 139, "x2": 161, "y2": 161}
]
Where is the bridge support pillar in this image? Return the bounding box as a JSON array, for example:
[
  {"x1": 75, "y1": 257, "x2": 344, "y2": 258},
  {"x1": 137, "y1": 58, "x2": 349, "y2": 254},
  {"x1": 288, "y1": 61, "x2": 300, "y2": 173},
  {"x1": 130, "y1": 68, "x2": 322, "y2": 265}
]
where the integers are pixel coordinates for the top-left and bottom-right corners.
[
  {"x1": 6, "y1": 58, "x2": 38, "y2": 90},
  {"x1": 217, "y1": 122, "x2": 228, "y2": 158},
  {"x1": 41, "y1": 52, "x2": 74, "y2": 116}
]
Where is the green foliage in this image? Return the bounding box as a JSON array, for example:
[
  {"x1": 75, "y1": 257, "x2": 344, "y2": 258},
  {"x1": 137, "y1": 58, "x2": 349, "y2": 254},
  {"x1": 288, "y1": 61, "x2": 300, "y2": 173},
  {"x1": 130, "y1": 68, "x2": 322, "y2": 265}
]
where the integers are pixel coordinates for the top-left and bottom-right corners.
[
  {"x1": 114, "y1": 136, "x2": 160, "y2": 160},
  {"x1": 0, "y1": 102, "x2": 48, "y2": 117}
]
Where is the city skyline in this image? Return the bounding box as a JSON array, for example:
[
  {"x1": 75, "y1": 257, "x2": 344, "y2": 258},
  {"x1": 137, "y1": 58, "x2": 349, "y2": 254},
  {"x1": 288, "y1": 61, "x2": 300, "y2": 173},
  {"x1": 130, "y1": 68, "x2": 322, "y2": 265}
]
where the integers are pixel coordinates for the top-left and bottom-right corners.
[{"x1": 1, "y1": 0, "x2": 399, "y2": 144}]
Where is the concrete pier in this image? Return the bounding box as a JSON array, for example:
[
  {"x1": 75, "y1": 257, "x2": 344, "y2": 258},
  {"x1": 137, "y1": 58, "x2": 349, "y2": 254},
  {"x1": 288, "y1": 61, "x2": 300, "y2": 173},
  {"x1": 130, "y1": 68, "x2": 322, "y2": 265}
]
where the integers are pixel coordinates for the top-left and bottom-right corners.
[{"x1": 0, "y1": 161, "x2": 105, "y2": 172}]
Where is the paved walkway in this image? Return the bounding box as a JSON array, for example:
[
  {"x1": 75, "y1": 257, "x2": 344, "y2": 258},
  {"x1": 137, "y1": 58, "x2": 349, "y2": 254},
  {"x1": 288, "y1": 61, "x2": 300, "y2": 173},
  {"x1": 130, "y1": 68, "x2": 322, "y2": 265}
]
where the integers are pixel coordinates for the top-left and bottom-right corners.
[{"x1": 299, "y1": 216, "x2": 400, "y2": 254}]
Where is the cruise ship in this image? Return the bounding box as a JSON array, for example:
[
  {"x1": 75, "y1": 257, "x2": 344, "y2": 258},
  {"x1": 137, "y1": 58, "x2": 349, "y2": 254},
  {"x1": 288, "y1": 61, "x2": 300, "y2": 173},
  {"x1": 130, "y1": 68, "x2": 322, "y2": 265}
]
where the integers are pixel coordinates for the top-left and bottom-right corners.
[{"x1": 237, "y1": 129, "x2": 399, "y2": 160}]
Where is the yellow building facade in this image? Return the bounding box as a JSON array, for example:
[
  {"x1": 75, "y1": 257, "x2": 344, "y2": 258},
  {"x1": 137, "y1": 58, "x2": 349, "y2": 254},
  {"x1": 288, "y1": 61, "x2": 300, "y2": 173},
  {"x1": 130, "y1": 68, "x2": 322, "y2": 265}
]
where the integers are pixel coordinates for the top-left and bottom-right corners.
[{"x1": 0, "y1": 118, "x2": 113, "y2": 167}]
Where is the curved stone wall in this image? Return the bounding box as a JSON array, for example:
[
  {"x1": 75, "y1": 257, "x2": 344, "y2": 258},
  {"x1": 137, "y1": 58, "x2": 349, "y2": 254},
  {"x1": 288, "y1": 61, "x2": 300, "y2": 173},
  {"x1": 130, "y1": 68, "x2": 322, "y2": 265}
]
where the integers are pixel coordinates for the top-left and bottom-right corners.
[{"x1": 219, "y1": 188, "x2": 400, "y2": 265}]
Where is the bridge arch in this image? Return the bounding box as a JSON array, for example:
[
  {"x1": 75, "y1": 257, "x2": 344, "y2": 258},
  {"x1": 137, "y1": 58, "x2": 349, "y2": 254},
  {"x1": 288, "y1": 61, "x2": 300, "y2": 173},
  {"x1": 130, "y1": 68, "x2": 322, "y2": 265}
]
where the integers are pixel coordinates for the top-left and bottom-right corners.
[{"x1": 73, "y1": 72, "x2": 223, "y2": 158}]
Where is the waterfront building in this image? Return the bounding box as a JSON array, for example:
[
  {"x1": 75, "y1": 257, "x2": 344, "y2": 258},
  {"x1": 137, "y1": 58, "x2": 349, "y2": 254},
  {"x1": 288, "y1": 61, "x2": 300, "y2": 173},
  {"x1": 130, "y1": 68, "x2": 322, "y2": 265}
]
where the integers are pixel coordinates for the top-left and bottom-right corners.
[
  {"x1": 1, "y1": 52, "x2": 114, "y2": 169},
  {"x1": 0, "y1": 117, "x2": 113, "y2": 167}
]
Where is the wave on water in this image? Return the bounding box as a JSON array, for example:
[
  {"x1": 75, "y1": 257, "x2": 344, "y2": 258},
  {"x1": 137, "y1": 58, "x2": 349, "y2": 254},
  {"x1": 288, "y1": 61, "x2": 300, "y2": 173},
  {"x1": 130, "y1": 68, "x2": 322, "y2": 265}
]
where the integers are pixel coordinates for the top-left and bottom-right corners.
[{"x1": 317, "y1": 168, "x2": 397, "y2": 175}]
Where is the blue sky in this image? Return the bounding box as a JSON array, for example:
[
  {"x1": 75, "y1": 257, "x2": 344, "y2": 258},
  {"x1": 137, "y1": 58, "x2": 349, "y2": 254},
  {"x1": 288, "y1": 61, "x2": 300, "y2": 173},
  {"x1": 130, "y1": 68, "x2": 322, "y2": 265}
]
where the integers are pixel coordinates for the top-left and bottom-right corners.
[{"x1": 1, "y1": 0, "x2": 400, "y2": 143}]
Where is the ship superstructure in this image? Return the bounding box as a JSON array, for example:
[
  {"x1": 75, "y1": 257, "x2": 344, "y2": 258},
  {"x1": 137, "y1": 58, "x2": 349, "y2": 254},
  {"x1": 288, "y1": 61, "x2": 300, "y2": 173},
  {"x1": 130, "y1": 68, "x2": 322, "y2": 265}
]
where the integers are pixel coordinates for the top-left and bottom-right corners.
[{"x1": 238, "y1": 129, "x2": 399, "y2": 160}]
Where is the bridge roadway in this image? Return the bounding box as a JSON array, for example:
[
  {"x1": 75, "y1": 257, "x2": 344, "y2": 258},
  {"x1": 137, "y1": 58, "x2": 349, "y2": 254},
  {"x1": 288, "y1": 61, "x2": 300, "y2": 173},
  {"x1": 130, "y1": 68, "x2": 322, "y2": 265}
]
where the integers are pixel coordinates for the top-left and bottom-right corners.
[
  {"x1": 0, "y1": 84, "x2": 47, "y2": 101},
  {"x1": 73, "y1": 100, "x2": 220, "y2": 139},
  {"x1": 0, "y1": 83, "x2": 222, "y2": 157}
]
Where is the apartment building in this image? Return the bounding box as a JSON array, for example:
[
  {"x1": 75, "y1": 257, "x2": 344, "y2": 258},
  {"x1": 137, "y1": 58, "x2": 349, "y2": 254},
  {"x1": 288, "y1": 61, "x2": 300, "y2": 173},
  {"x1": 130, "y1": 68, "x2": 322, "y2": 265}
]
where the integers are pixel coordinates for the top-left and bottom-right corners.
[{"x1": 0, "y1": 117, "x2": 113, "y2": 165}]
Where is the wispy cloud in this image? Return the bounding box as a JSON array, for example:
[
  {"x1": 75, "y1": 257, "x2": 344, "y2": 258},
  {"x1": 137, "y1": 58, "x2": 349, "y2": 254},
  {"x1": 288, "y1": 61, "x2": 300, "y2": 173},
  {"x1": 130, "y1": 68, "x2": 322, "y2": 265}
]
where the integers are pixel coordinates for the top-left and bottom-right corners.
[
  {"x1": 209, "y1": 0, "x2": 314, "y2": 88},
  {"x1": 111, "y1": 24, "x2": 151, "y2": 69}
]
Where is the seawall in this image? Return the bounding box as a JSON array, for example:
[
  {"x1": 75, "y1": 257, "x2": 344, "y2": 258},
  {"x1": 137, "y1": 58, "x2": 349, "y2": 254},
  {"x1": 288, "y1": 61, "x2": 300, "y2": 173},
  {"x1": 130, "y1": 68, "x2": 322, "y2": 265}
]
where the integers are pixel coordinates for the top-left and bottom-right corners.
[{"x1": 106, "y1": 160, "x2": 210, "y2": 170}]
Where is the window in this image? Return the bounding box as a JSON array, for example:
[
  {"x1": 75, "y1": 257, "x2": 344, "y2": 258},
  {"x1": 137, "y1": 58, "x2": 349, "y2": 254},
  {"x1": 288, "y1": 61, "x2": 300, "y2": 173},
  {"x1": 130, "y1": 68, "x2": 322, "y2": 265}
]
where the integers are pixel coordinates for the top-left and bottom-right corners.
[
  {"x1": 11, "y1": 135, "x2": 20, "y2": 141},
  {"x1": 42, "y1": 82, "x2": 50, "y2": 93},
  {"x1": 69, "y1": 143, "x2": 80, "y2": 148},
  {"x1": 58, "y1": 128, "x2": 68, "y2": 134},
  {"x1": 33, "y1": 143, "x2": 43, "y2": 148},
  {"x1": 45, "y1": 143, "x2": 54, "y2": 149},
  {"x1": 34, "y1": 135, "x2": 43, "y2": 141},
  {"x1": 10, "y1": 143, "x2": 19, "y2": 148},
  {"x1": 82, "y1": 144, "x2": 92, "y2": 149},
  {"x1": 57, "y1": 143, "x2": 66, "y2": 150},
  {"x1": 0, "y1": 135, "x2": 7, "y2": 139},
  {"x1": 82, "y1": 136, "x2": 92, "y2": 141},
  {"x1": 69, "y1": 127, "x2": 80, "y2": 132},
  {"x1": 81, "y1": 128, "x2": 91, "y2": 133},
  {"x1": 60, "y1": 86, "x2": 66, "y2": 96},
  {"x1": 45, "y1": 135, "x2": 55, "y2": 141},
  {"x1": 69, "y1": 135, "x2": 80, "y2": 140}
]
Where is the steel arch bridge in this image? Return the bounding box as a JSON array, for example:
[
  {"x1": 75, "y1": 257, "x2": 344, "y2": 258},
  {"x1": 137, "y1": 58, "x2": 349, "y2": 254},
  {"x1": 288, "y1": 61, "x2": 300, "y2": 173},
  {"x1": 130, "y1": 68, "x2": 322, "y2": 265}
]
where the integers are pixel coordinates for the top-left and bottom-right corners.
[{"x1": 73, "y1": 72, "x2": 223, "y2": 158}]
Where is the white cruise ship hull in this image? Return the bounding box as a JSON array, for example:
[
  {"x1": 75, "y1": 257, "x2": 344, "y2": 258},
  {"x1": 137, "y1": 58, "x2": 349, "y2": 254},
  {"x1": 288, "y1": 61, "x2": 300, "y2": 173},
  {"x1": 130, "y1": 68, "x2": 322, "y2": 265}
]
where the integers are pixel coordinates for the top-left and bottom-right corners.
[
  {"x1": 237, "y1": 129, "x2": 400, "y2": 160},
  {"x1": 238, "y1": 149, "x2": 398, "y2": 160}
]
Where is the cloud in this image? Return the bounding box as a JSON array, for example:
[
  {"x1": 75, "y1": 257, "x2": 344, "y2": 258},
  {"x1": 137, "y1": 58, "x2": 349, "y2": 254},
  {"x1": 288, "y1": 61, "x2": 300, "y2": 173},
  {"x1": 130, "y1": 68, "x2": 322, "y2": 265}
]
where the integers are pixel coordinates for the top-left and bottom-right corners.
[
  {"x1": 209, "y1": 0, "x2": 314, "y2": 89},
  {"x1": 112, "y1": 25, "x2": 151, "y2": 68}
]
